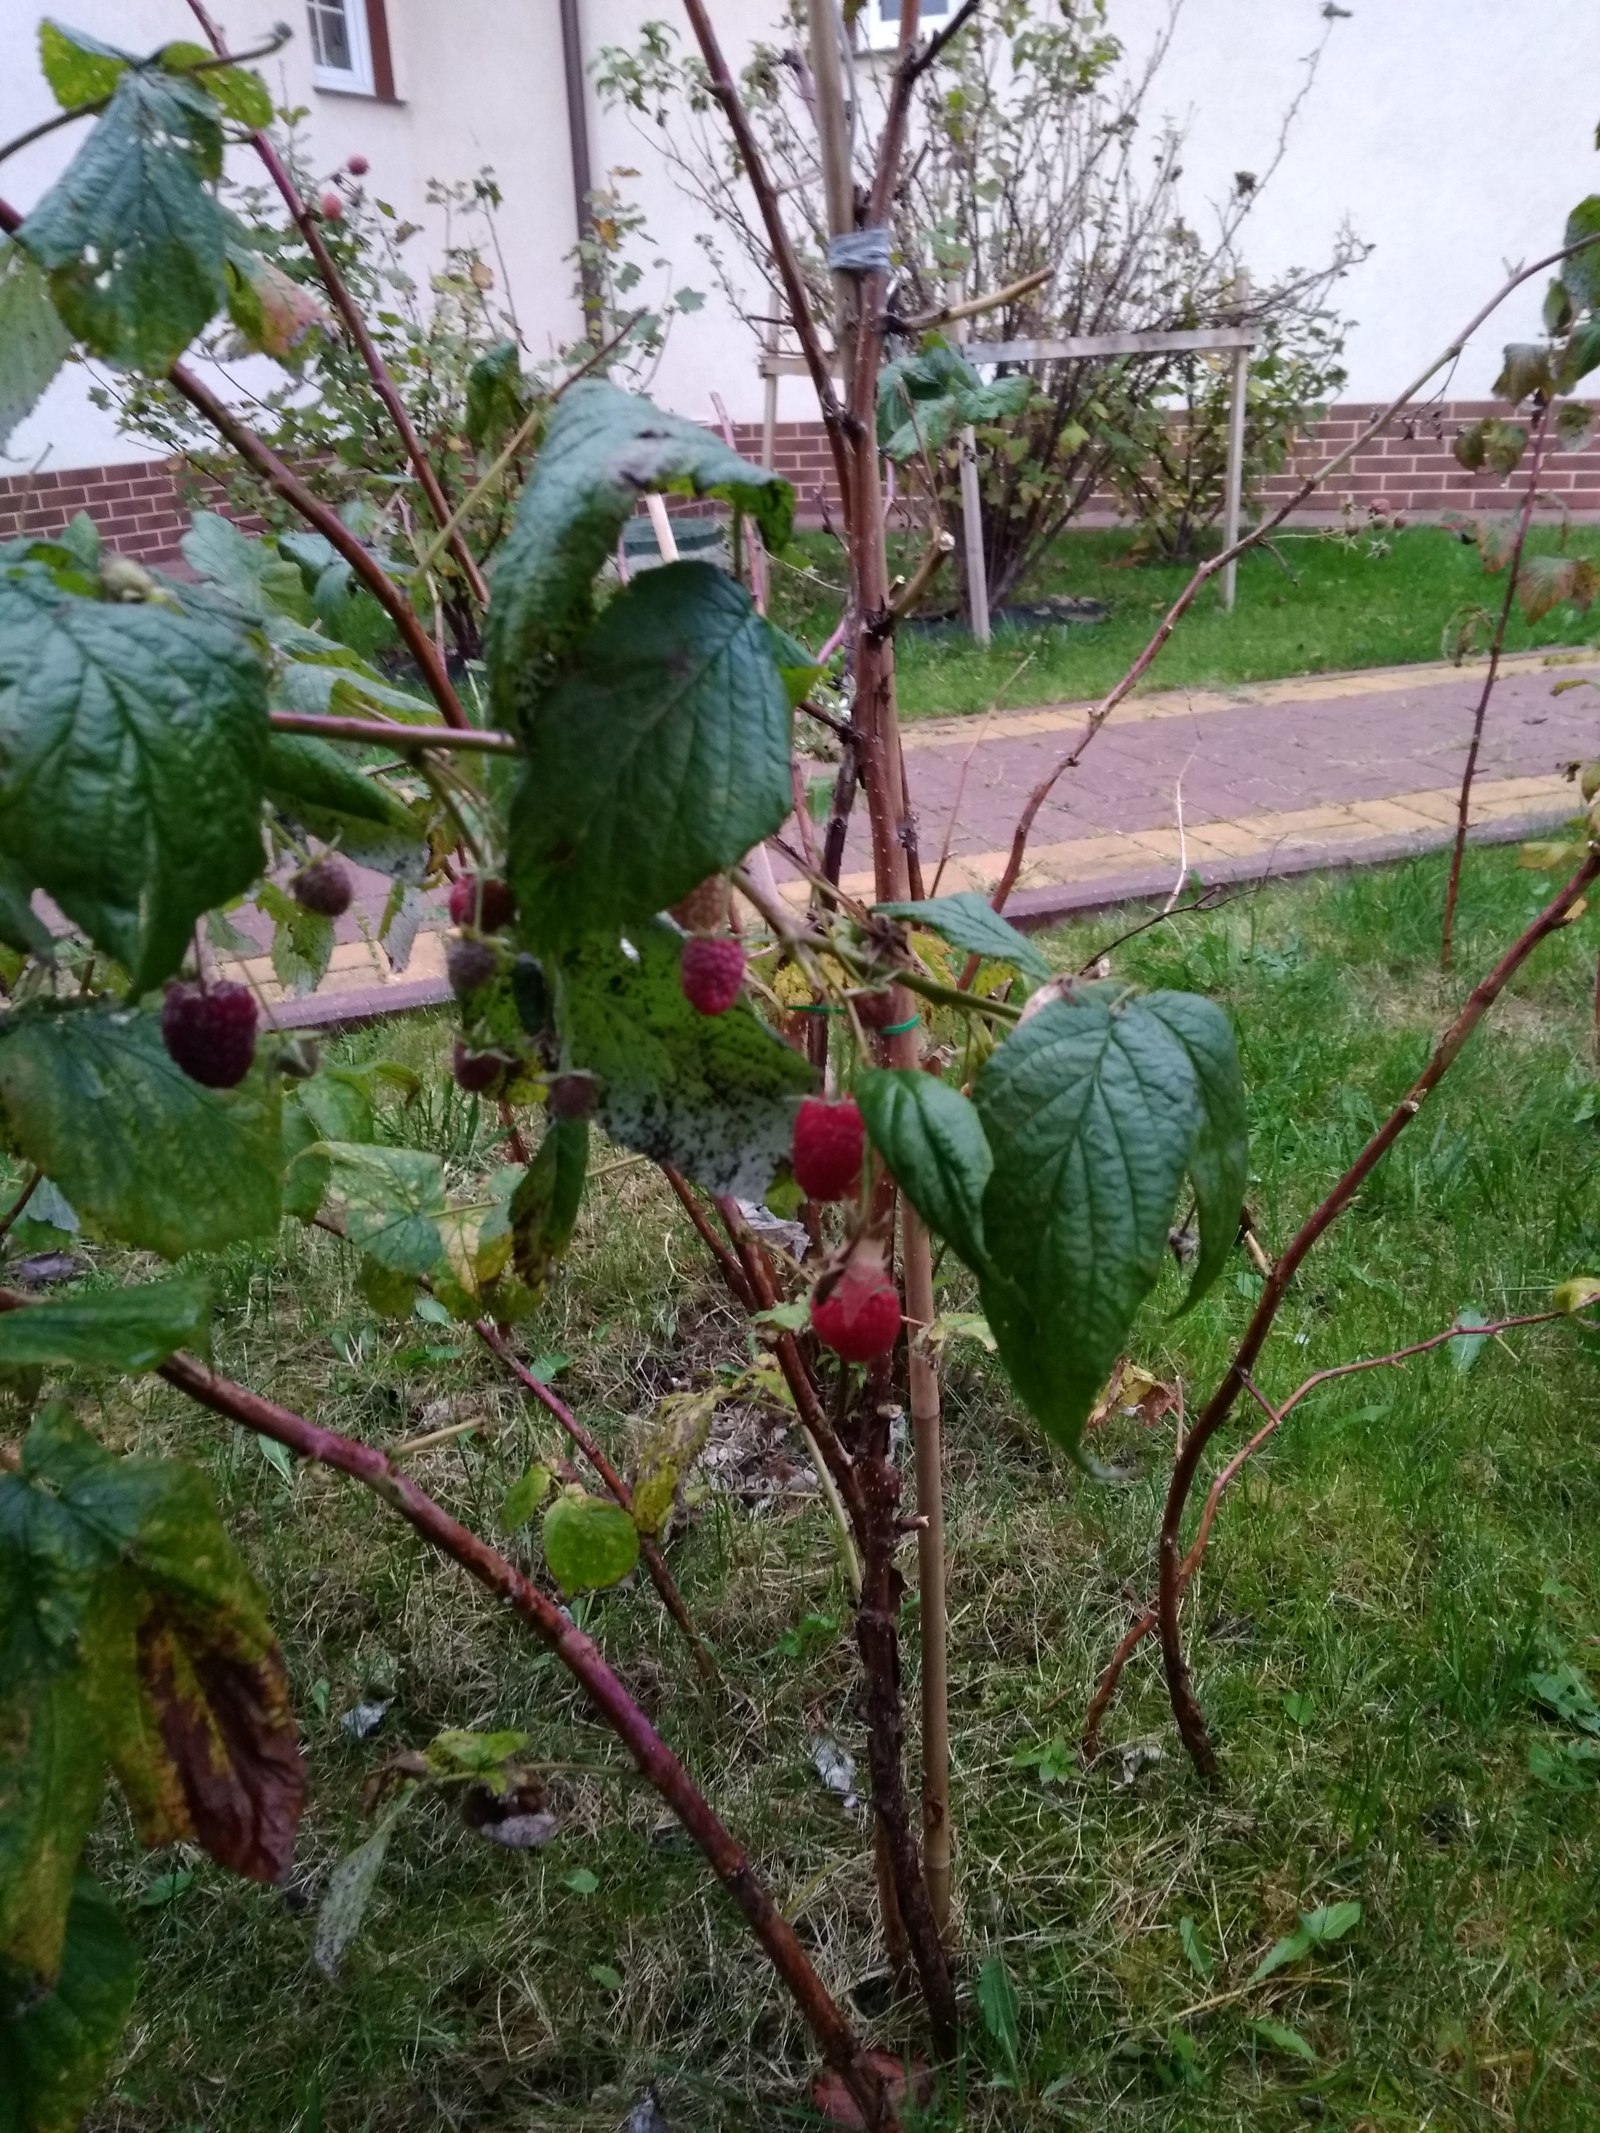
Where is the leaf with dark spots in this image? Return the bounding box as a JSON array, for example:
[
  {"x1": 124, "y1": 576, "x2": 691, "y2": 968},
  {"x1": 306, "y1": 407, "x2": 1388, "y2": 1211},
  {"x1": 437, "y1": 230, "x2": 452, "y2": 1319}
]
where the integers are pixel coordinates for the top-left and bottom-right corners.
[{"x1": 115, "y1": 1591, "x2": 302, "y2": 1881}]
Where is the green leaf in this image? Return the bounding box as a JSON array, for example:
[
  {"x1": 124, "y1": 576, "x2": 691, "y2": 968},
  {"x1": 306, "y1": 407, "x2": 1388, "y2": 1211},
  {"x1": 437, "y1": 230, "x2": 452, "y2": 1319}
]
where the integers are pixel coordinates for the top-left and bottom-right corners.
[
  {"x1": 1527, "y1": 1737, "x2": 1600, "y2": 1788},
  {"x1": 763, "y1": 620, "x2": 826, "y2": 707},
  {"x1": 1527, "y1": 1663, "x2": 1600, "y2": 1736},
  {"x1": 0, "y1": 566, "x2": 268, "y2": 990},
  {"x1": 1298, "y1": 1901, "x2": 1363, "y2": 1947},
  {"x1": 0, "y1": 1669, "x2": 107, "y2": 1983},
  {"x1": 1492, "y1": 342, "x2": 1553, "y2": 403},
  {"x1": 0, "y1": 1278, "x2": 208, "y2": 1373},
  {"x1": 1250, "y1": 2018, "x2": 1315, "y2": 2064},
  {"x1": 312, "y1": 1793, "x2": 410, "y2": 1980},
  {"x1": 1177, "y1": 1914, "x2": 1214, "y2": 1981},
  {"x1": 465, "y1": 338, "x2": 531, "y2": 456},
  {"x1": 1449, "y1": 1309, "x2": 1492, "y2": 1374},
  {"x1": 37, "y1": 21, "x2": 133, "y2": 108},
  {"x1": 156, "y1": 41, "x2": 274, "y2": 129},
  {"x1": 542, "y1": 1487, "x2": 640, "y2": 1596},
  {"x1": 589, "y1": 1961, "x2": 624, "y2": 1992},
  {"x1": 856, "y1": 1068, "x2": 991, "y2": 1276},
  {"x1": 1558, "y1": 316, "x2": 1600, "y2": 390},
  {"x1": 0, "y1": 239, "x2": 72, "y2": 455},
  {"x1": 485, "y1": 378, "x2": 793, "y2": 717},
  {"x1": 876, "y1": 891, "x2": 1050, "y2": 980},
  {"x1": 553, "y1": 919, "x2": 816, "y2": 1199},
  {"x1": 1282, "y1": 1689, "x2": 1316, "y2": 1728},
  {"x1": 1562, "y1": 196, "x2": 1600, "y2": 314},
  {"x1": 18, "y1": 69, "x2": 232, "y2": 373},
  {"x1": 975, "y1": 1952, "x2": 1021, "y2": 2068},
  {"x1": 1246, "y1": 1925, "x2": 1314, "y2": 1984},
  {"x1": 355, "y1": 1256, "x2": 415, "y2": 1319},
  {"x1": 0, "y1": 1875, "x2": 137, "y2": 2133},
  {"x1": 508, "y1": 1118, "x2": 589, "y2": 1292},
  {"x1": 319, "y1": 1144, "x2": 447, "y2": 1276},
  {"x1": 563, "y1": 1866, "x2": 598, "y2": 1897},
  {"x1": 499, "y1": 1464, "x2": 552, "y2": 1534},
  {"x1": 180, "y1": 513, "x2": 310, "y2": 623},
  {"x1": 261, "y1": 732, "x2": 427, "y2": 881},
  {"x1": 508, "y1": 562, "x2": 792, "y2": 950},
  {"x1": 0, "y1": 1008, "x2": 281, "y2": 1259},
  {"x1": 973, "y1": 988, "x2": 1247, "y2": 1458}
]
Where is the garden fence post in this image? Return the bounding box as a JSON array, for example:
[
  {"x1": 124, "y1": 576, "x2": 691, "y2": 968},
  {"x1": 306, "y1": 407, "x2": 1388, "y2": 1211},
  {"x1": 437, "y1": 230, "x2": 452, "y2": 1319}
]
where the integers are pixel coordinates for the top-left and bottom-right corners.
[
  {"x1": 951, "y1": 279, "x2": 992, "y2": 645},
  {"x1": 761, "y1": 318, "x2": 780, "y2": 473},
  {"x1": 1221, "y1": 269, "x2": 1251, "y2": 613}
]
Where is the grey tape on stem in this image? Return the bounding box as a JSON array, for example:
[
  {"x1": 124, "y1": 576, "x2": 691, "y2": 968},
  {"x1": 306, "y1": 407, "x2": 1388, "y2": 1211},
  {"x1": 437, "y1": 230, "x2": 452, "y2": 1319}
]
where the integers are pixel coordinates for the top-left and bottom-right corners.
[{"x1": 826, "y1": 226, "x2": 893, "y2": 275}]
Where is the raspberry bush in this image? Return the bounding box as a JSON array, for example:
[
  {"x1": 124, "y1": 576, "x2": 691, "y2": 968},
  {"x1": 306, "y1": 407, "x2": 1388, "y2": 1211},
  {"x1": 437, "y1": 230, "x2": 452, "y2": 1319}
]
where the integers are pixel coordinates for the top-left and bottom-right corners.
[{"x1": 1, "y1": 8, "x2": 1597, "y2": 2129}]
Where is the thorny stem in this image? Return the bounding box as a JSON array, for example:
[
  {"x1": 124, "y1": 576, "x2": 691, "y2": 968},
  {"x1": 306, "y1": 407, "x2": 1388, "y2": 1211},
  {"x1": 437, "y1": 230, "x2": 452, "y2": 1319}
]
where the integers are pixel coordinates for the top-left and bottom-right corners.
[
  {"x1": 183, "y1": 0, "x2": 492, "y2": 616},
  {"x1": 471, "y1": 1319, "x2": 722, "y2": 1690},
  {"x1": 0, "y1": 193, "x2": 469, "y2": 732},
  {"x1": 1440, "y1": 397, "x2": 1554, "y2": 970},
  {"x1": 988, "y1": 230, "x2": 1600, "y2": 914},
  {"x1": 1082, "y1": 1309, "x2": 1570, "y2": 1762},
  {"x1": 81, "y1": 1332, "x2": 896, "y2": 2131},
  {"x1": 1155, "y1": 851, "x2": 1600, "y2": 1776}
]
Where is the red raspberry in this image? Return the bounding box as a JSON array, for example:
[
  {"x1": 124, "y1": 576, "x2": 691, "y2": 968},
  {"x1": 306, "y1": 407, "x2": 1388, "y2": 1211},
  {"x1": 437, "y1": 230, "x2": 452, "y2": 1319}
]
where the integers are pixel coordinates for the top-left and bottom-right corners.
[
  {"x1": 448, "y1": 874, "x2": 515, "y2": 932},
  {"x1": 346, "y1": 154, "x2": 370, "y2": 176},
  {"x1": 289, "y1": 855, "x2": 353, "y2": 918},
  {"x1": 319, "y1": 190, "x2": 345, "y2": 221},
  {"x1": 452, "y1": 1041, "x2": 509, "y2": 1094},
  {"x1": 680, "y1": 935, "x2": 745, "y2": 1015},
  {"x1": 792, "y1": 1095, "x2": 865, "y2": 1202},
  {"x1": 161, "y1": 980, "x2": 258, "y2": 1090},
  {"x1": 810, "y1": 1255, "x2": 901, "y2": 1362}
]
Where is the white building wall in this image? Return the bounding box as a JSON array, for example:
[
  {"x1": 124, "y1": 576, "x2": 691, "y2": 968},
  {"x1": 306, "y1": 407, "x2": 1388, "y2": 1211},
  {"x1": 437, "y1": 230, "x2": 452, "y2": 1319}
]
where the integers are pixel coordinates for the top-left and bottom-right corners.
[{"x1": 1, "y1": 0, "x2": 1596, "y2": 474}]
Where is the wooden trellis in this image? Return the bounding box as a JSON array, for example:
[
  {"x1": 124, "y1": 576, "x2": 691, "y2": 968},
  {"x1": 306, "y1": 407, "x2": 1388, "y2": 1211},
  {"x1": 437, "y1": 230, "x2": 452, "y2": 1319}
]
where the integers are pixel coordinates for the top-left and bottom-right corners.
[{"x1": 760, "y1": 320, "x2": 1259, "y2": 641}]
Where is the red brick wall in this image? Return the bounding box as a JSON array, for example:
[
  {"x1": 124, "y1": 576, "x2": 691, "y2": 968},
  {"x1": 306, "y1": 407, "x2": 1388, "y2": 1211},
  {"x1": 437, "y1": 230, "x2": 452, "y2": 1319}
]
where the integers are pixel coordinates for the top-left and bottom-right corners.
[
  {"x1": 6, "y1": 402, "x2": 1598, "y2": 563},
  {"x1": 732, "y1": 403, "x2": 1600, "y2": 530}
]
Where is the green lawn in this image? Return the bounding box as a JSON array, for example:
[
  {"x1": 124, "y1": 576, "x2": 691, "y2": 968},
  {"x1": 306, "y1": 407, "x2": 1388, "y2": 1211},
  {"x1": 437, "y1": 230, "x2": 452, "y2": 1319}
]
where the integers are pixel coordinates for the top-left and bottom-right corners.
[
  {"x1": 63, "y1": 844, "x2": 1600, "y2": 2131},
  {"x1": 767, "y1": 524, "x2": 1600, "y2": 719}
]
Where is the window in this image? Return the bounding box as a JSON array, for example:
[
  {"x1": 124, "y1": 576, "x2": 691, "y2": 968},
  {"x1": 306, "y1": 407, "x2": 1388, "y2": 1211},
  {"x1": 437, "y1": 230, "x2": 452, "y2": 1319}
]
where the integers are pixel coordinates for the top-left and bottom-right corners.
[
  {"x1": 307, "y1": 0, "x2": 391, "y2": 96},
  {"x1": 858, "y1": 0, "x2": 956, "y2": 52}
]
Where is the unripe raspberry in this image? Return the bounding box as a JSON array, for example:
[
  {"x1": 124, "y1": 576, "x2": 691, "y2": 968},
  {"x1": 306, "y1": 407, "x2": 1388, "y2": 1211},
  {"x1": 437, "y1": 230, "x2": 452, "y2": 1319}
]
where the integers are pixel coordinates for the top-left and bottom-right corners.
[
  {"x1": 680, "y1": 935, "x2": 745, "y2": 1015},
  {"x1": 792, "y1": 1095, "x2": 865, "y2": 1202},
  {"x1": 346, "y1": 154, "x2": 369, "y2": 176},
  {"x1": 161, "y1": 980, "x2": 258, "y2": 1089},
  {"x1": 319, "y1": 189, "x2": 345, "y2": 221},
  {"x1": 289, "y1": 855, "x2": 353, "y2": 918},
  {"x1": 670, "y1": 874, "x2": 728, "y2": 933},
  {"x1": 452, "y1": 1041, "x2": 508, "y2": 1093},
  {"x1": 448, "y1": 874, "x2": 515, "y2": 932},
  {"x1": 810, "y1": 1253, "x2": 901, "y2": 1362},
  {"x1": 446, "y1": 934, "x2": 498, "y2": 998}
]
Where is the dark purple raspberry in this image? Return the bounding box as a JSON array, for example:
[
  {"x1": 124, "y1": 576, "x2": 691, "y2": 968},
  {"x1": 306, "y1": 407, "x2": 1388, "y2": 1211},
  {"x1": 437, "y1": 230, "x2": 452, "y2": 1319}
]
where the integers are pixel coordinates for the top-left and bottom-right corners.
[
  {"x1": 453, "y1": 1041, "x2": 509, "y2": 1093},
  {"x1": 289, "y1": 855, "x2": 353, "y2": 918},
  {"x1": 161, "y1": 980, "x2": 258, "y2": 1090},
  {"x1": 546, "y1": 1072, "x2": 597, "y2": 1121},
  {"x1": 446, "y1": 934, "x2": 499, "y2": 998}
]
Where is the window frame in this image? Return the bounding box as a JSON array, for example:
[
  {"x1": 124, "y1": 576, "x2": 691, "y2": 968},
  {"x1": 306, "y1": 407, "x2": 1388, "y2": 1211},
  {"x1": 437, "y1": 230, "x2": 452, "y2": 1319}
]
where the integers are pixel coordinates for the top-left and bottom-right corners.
[
  {"x1": 856, "y1": 0, "x2": 957, "y2": 54},
  {"x1": 308, "y1": 0, "x2": 393, "y2": 98}
]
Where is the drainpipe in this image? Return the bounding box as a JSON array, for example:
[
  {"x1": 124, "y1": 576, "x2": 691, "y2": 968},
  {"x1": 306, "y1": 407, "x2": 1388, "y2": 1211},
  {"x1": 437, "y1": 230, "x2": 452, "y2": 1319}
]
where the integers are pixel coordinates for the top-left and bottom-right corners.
[{"x1": 559, "y1": 0, "x2": 603, "y2": 341}]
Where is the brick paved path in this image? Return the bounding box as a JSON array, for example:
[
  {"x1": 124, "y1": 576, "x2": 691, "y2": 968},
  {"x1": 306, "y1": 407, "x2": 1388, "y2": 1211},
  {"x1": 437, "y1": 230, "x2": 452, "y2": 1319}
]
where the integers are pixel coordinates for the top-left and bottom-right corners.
[{"x1": 250, "y1": 649, "x2": 1600, "y2": 1029}]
